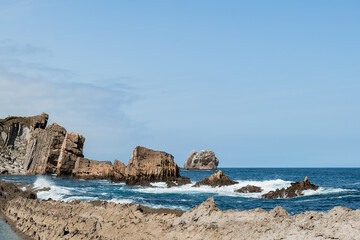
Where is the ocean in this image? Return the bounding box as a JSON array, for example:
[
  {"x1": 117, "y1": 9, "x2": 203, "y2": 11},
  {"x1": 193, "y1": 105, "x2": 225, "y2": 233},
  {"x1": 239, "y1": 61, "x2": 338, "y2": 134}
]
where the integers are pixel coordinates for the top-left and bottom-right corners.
[{"x1": 0, "y1": 168, "x2": 359, "y2": 239}]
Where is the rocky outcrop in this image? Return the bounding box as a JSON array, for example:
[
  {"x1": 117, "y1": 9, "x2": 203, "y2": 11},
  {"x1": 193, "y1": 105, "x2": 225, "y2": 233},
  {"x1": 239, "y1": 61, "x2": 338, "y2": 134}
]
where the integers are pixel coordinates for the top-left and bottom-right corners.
[
  {"x1": 0, "y1": 180, "x2": 36, "y2": 211},
  {"x1": 0, "y1": 114, "x2": 188, "y2": 185},
  {"x1": 2, "y1": 184, "x2": 360, "y2": 240},
  {"x1": 0, "y1": 113, "x2": 49, "y2": 174},
  {"x1": 235, "y1": 185, "x2": 262, "y2": 193},
  {"x1": 262, "y1": 176, "x2": 319, "y2": 199},
  {"x1": 184, "y1": 150, "x2": 219, "y2": 170},
  {"x1": 25, "y1": 123, "x2": 67, "y2": 174},
  {"x1": 72, "y1": 158, "x2": 126, "y2": 182},
  {"x1": 125, "y1": 146, "x2": 181, "y2": 182},
  {"x1": 193, "y1": 170, "x2": 238, "y2": 187},
  {"x1": 56, "y1": 132, "x2": 85, "y2": 176}
]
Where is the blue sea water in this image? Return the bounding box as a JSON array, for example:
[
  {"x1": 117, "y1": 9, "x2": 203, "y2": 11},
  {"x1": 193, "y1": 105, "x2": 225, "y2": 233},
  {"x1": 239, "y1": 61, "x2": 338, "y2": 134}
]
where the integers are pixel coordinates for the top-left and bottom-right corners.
[
  {"x1": 0, "y1": 168, "x2": 359, "y2": 216},
  {"x1": 0, "y1": 217, "x2": 22, "y2": 240}
]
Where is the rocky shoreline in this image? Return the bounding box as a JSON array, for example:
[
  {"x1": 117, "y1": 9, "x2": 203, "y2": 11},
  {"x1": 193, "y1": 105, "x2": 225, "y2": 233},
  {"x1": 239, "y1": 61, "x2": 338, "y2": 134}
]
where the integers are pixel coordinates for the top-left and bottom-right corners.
[{"x1": 0, "y1": 180, "x2": 359, "y2": 240}]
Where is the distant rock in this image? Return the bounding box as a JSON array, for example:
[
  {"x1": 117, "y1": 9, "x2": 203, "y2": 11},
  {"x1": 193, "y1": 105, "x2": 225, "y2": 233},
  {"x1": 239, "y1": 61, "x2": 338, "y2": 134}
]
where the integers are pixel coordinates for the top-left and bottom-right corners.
[
  {"x1": 235, "y1": 185, "x2": 262, "y2": 193},
  {"x1": 193, "y1": 170, "x2": 238, "y2": 187},
  {"x1": 184, "y1": 150, "x2": 219, "y2": 170},
  {"x1": 261, "y1": 176, "x2": 319, "y2": 199}
]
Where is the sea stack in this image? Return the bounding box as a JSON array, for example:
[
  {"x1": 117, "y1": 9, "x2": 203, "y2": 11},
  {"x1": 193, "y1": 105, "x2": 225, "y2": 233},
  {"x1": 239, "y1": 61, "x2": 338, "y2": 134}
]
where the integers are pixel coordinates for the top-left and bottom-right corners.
[{"x1": 184, "y1": 150, "x2": 219, "y2": 170}]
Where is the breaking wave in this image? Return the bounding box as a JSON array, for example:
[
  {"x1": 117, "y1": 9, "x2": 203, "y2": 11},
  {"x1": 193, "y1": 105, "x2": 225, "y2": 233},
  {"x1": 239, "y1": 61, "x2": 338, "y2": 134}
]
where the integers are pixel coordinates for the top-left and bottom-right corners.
[{"x1": 34, "y1": 176, "x2": 72, "y2": 201}]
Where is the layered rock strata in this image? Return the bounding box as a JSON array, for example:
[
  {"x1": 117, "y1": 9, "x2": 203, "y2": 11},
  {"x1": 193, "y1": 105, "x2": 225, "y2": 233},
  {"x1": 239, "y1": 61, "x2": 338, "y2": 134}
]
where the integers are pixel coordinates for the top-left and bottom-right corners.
[
  {"x1": 262, "y1": 176, "x2": 319, "y2": 199},
  {"x1": 193, "y1": 170, "x2": 238, "y2": 187},
  {"x1": 124, "y1": 146, "x2": 190, "y2": 186},
  {"x1": 184, "y1": 150, "x2": 219, "y2": 170},
  {"x1": 0, "y1": 114, "x2": 189, "y2": 185},
  {"x1": 1, "y1": 182, "x2": 359, "y2": 240},
  {"x1": 0, "y1": 113, "x2": 87, "y2": 176}
]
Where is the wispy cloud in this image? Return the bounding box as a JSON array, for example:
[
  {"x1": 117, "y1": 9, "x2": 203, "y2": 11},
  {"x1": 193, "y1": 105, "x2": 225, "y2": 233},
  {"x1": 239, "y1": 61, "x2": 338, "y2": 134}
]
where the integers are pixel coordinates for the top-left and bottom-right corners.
[{"x1": 0, "y1": 40, "x2": 144, "y2": 162}]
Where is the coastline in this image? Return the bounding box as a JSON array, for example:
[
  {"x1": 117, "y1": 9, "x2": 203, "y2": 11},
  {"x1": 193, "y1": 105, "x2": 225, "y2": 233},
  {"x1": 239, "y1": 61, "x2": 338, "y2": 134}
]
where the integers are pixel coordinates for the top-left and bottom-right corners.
[{"x1": 2, "y1": 195, "x2": 360, "y2": 240}]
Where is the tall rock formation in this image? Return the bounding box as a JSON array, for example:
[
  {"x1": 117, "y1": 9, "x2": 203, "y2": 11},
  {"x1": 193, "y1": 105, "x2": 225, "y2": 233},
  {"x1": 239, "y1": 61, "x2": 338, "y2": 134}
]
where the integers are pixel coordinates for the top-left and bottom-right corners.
[
  {"x1": 0, "y1": 113, "x2": 49, "y2": 174},
  {"x1": 0, "y1": 113, "x2": 85, "y2": 176},
  {"x1": 25, "y1": 123, "x2": 67, "y2": 174},
  {"x1": 184, "y1": 150, "x2": 219, "y2": 170},
  {"x1": 56, "y1": 132, "x2": 85, "y2": 176},
  {"x1": 125, "y1": 146, "x2": 181, "y2": 182}
]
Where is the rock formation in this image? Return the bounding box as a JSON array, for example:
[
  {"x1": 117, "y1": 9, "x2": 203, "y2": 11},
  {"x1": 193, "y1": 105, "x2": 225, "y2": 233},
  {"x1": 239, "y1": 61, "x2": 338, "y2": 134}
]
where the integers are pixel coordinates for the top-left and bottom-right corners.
[
  {"x1": 124, "y1": 146, "x2": 190, "y2": 186},
  {"x1": 184, "y1": 150, "x2": 219, "y2": 170},
  {"x1": 235, "y1": 185, "x2": 262, "y2": 193},
  {"x1": 1, "y1": 182, "x2": 360, "y2": 240},
  {"x1": 72, "y1": 158, "x2": 126, "y2": 182},
  {"x1": 56, "y1": 132, "x2": 85, "y2": 176},
  {"x1": 0, "y1": 114, "x2": 189, "y2": 185},
  {"x1": 262, "y1": 176, "x2": 319, "y2": 199},
  {"x1": 193, "y1": 170, "x2": 238, "y2": 187}
]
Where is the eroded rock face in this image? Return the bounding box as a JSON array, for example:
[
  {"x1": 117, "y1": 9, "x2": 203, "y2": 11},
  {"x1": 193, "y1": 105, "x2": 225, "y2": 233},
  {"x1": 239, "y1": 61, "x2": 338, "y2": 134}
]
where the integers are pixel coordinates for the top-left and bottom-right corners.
[
  {"x1": 193, "y1": 170, "x2": 238, "y2": 187},
  {"x1": 0, "y1": 113, "x2": 49, "y2": 174},
  {"x1": 125, "y1": 146, "x2": 181, "y2": 182},
  {"x1": 56, "y1": 132, "x2": 85, "y2": 176},
  {"x1": 235, "y1": 185, "x2": 262, "y2": 193},
  {"x1": 184, "y1": 150, "x2": 219, "y2": 170},
  {"x1": 261, "y1": 176, "x2": 319, "y2": 199},
  {"x1": 72, "y1": 158, "x2": 126, "y2": 182},
  {"x1": 25, "y1": 123, "x2": 67, "y2": 174}
]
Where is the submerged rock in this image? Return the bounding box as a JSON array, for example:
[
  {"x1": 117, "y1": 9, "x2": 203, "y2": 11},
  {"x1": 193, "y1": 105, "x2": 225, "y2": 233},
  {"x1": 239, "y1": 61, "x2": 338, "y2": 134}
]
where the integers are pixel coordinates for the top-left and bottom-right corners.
[
  {"x1": 261, "y1": 176, "x2": 319, "y2": 199},
  {"x1": 193, "y1": 170, "x2": 238, "y2": 187},
  {"x1": 184, "y1": 150, "x2": 219, "y2": 170},
  {"x1": 235, "y1": 185, "x2": 262, "y2": 193}
]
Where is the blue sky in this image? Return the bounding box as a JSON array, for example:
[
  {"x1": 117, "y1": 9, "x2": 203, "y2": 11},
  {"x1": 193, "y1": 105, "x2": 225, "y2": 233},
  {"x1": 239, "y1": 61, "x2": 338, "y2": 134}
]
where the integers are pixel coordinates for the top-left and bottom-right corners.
[{"x1": 0, "y1": 0, "x2": 359, "y2": 167}]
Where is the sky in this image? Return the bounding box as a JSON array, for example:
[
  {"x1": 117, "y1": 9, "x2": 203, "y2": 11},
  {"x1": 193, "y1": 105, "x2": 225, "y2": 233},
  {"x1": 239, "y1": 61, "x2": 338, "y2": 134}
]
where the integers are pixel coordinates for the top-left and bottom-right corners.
[{"x1": 0, "y1": 0, "x2": 359, "y2": 167}]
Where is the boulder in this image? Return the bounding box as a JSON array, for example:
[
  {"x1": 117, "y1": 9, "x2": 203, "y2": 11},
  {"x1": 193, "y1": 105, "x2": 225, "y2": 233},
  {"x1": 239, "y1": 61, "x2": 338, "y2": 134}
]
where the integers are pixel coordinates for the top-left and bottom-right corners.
[
  {"x1": 235, "y1": 185, "x2": 262, "y2": 193},
  {"x1": 166, "y1": 177, "x2": 192, "y2": 188},
  {"x1": 56, "y1": 132, "x2": 85, "y2": 176},
  {"x1": 193, "y1": 170, "x2": 238, "y2": 187},
  {"x1": 124, "y1": 146, "x2": 181, "y2": 183},
  {"x1": 184, "y1": 150, "x2": 219, "y2": 170},
  {"x1": 261, "y1": 176, "x2": 319, "y2": 199}
]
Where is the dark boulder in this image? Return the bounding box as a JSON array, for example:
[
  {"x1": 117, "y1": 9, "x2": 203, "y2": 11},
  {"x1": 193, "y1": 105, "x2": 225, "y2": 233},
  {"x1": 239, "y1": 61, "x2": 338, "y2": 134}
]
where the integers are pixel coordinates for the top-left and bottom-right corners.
[
  {"x1": 261, "y1": 176, "x2": 319, "y2": 199},
  {"x1": 193, "y1": 170, "x2": 238, "y2": 187},
  {"x1": 235, "y1": 185, "x2": 262, "y2": 193}
]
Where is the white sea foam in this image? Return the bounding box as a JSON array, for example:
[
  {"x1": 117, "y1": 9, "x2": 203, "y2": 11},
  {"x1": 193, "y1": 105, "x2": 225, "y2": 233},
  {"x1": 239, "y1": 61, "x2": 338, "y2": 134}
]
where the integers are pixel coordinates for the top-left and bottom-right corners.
[
  {"x1": 34, "y1": 176, "x2": 72, "y2": 201},
  {"x1": 62, "y1": 196, "x2": 98, "y2": 202},
  {"x1": 132, "y1": 179, "x2": 358, "y2": 199},
  {"x1": 109, "y1": 198, "x2": 134, "y2": 204},
  {"x1": 302, "y1": 187, "x2": 357, "y2": 196},
  {"x1": 141, "y1": 202, "x2": 189, "y2": 211},
  {"x1": 132, "y1": 179, "x2": 292, "y2": 198}
]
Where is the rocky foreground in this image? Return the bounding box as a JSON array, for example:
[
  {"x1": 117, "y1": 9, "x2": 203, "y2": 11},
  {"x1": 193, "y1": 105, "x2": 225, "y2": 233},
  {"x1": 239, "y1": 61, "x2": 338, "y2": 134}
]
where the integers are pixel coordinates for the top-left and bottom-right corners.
[{"x1": 1, "y1": 180, "x2": 360, "y2": 240}]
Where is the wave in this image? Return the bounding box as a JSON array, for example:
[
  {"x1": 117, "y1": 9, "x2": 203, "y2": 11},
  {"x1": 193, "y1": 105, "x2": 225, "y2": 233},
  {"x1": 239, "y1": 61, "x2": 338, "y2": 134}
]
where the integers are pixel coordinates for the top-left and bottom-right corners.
[
  {"x1": 132, "y1": 179, "x2": 358, "y2": 199},
  {"x1": 132, "y1": 179, "x2": 292, "y2": 198},
  {"x1": 303, "y1": 187, "x2": 358, "y2": 196},
  {"x1": 34, "y1": 176, "x2": 72, "y2": 201}
]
